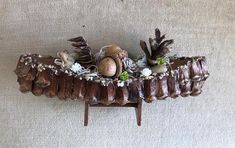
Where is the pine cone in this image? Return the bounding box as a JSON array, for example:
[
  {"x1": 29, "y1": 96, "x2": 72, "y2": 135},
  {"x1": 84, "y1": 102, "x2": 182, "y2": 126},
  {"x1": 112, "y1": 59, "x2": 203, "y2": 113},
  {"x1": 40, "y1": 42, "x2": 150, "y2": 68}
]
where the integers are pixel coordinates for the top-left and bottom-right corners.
[
  {"x1": 68, "y1": 36, "x2": 94, "y2": 68},
  {"x1": 140, "y1": 28, "x2": 174, "y2": 66}
]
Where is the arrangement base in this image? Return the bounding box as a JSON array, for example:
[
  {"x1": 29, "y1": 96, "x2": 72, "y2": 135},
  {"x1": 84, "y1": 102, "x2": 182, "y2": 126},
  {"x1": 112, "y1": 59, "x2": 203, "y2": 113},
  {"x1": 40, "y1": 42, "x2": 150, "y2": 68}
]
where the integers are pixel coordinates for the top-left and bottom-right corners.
[{"x1": 84, "y1": 99, "x2": 142, "y2": 126}]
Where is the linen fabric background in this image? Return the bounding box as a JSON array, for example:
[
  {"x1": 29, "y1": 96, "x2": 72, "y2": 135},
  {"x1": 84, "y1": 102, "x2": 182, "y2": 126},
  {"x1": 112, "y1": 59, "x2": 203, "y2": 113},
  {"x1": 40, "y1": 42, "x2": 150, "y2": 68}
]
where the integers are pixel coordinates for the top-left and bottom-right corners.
[{"x1": 0, "y1": 0, "x2": 234, "y2": 148}]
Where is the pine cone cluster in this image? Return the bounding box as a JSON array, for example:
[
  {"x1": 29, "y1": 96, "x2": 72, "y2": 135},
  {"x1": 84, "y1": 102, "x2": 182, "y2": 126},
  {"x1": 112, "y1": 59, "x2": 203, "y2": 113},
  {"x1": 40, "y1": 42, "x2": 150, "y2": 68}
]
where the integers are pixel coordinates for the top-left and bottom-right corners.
[
  {"x1": 140, "y1": 28, "x2": 174, "y2": 66},
  {"x1": 68, "y1": 36, "x2": 94, "y2": 68}
]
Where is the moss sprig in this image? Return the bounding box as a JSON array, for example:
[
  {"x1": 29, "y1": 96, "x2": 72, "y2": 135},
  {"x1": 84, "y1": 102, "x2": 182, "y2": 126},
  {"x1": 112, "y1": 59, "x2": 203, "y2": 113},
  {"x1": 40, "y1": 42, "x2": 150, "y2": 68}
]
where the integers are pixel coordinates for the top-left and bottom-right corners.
[{"x1": 119, "y1": 71, "x2": 129, "y2": 81}]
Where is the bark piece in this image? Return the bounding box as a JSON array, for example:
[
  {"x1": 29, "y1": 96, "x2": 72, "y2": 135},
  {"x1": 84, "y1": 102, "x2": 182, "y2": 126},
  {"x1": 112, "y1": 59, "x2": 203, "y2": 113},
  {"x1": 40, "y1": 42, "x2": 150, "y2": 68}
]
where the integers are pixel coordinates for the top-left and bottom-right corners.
[
  {"x1": 57, "y1": 73, "x2": 73, "y2": 100},
  {"x1": 32, "y1": 81, "x2": 44, "y2": 96},
  {"x1": 15, "y1": 55, "x2": 31, "y2": 78},
  {"x1": 115, "y1": 83, "x2": 129, "y2": 105},
  {"x1": 144, "y1": 79, "x2": 157, "y2": 102},
  {"x1": 167, "y1": 71, "x2": 181, "y2": 98},
  {"x1": 199, "y1": 58, "x2": 209, "y2": 79},
  {"x1": 35, "y1": 69, "x2": 51, "y2": 88},
  {"x1": 57, "y1": 73, "x2": 66, "y2": 100},
  {"x1": 191, "y1": 81, "x2": 205, "y2": 96},
  {"x1": 17, "y1": 77, "x2": 32, "y2": 93},
  {"x1": 180, "y1": 81, "x2": 192, "y2": 97},
  {"x1": 84, "y1": 81, "x2": 101, "y2": 104},
  {"x1": 128, "y1": 79, "x2": 143, "y2": 103},
  {"x1": 190, "y1": 60, "x2": 202, "y2": 81},
  {"x1": 156, "y1": 76, "x2": 168, "y2": 99},
  {"x1": 100, "y1": 83, "x2": 115, "y2": 105},
  {"x1": 44, "y1": 70, "x2": 59, "y2": 97},
  {"x1": 71, "y1": 77, "x2": 86, "y2": 100}
]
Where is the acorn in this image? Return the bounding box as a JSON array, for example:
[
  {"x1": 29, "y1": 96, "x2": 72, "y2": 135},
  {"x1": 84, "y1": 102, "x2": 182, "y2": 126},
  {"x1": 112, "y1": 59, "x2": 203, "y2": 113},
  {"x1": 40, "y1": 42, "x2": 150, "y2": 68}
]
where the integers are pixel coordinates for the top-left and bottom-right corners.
[
  {"x1": 98, "y1": 44, "x2": 127, "y2": 78},
  {"x1": 98, "y1": 57, "x2": 117, "y2": 77}
]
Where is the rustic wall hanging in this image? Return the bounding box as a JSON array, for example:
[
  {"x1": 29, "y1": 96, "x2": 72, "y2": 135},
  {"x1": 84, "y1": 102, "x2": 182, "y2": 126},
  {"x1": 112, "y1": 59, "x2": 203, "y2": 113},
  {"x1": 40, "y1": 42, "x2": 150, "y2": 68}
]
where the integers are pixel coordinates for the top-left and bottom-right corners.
[{"x1": 15, "y1": 28, "x2": 209, "y2": 126}]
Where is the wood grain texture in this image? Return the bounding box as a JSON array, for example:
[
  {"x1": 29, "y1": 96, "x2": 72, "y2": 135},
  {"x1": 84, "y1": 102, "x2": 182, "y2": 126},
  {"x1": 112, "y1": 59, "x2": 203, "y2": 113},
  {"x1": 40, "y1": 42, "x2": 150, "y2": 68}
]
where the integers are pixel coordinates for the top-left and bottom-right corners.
[{"x1": 0, "y1": 0, "x2": 234, "y2": 148}]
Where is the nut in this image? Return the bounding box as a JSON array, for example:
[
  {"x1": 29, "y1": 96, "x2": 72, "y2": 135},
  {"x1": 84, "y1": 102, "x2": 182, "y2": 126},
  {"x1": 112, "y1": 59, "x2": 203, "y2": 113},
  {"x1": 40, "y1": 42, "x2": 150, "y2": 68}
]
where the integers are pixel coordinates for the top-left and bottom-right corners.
[{"x1": 98, "y1": 57, "x2": 117, "y2": 77}]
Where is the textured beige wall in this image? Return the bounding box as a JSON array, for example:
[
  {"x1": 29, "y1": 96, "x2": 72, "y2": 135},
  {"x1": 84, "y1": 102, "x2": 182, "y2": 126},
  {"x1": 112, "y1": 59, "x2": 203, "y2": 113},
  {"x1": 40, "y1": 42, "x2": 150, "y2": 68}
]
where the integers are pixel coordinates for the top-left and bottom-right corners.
[{"x1": 0, "y1": 0, "x2": 234, "y2": 148}]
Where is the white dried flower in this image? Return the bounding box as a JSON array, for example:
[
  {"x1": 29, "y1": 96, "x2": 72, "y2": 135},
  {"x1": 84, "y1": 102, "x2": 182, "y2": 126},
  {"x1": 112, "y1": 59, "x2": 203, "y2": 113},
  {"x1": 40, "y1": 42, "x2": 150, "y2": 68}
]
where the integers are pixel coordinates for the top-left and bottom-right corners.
[
  {"x1": 117, "y1": 81, "x2": 125, "y2": 87},
  {"x1": 141, "y1": 68, "x2": 152, "y2": 77},
  {"x1": 70, "y1": 63, "x2": 82, "y2": 73}
]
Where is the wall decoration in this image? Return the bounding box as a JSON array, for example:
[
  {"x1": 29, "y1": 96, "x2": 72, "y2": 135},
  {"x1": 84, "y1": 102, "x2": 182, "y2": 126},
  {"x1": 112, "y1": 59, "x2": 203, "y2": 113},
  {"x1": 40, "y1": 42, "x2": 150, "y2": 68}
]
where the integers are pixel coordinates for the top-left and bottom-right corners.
[{"x1": 15, "y1": 28, "x2": 209, "y2": 126}]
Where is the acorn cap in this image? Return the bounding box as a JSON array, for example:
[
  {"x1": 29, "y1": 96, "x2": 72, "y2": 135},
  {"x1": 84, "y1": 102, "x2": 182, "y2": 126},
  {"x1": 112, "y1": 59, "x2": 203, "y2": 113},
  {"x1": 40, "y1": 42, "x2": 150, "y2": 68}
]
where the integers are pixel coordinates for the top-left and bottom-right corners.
[
  {"x1": 112, "y1": 56, "x2": 123, "y2": 78},
  {"x1": 105, "y1": 44, "x2": 128, "y2": 59}
]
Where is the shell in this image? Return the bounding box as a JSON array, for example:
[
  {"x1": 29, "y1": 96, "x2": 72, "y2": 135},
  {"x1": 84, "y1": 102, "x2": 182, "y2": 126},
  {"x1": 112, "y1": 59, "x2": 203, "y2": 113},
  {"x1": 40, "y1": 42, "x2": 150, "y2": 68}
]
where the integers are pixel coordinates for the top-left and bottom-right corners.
[{"x1": 98, "y1": 57, "x2": 117, "y2": 77}]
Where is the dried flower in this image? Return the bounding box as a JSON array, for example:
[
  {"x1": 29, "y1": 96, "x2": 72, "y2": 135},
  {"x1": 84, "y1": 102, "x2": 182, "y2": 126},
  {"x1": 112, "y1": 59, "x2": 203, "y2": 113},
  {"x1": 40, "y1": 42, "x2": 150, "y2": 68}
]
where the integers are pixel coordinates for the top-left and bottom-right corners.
[{"x1": 141, "y1": 68, "x2": 152, "y2": 77}]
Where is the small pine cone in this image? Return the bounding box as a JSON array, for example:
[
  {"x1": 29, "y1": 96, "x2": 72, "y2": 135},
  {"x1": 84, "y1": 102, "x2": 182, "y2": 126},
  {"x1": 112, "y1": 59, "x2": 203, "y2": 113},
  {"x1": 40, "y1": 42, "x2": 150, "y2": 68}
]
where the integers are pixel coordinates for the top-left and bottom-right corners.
[{"x1": 68, "y1": 36, "x2": 94, "y2": 68}]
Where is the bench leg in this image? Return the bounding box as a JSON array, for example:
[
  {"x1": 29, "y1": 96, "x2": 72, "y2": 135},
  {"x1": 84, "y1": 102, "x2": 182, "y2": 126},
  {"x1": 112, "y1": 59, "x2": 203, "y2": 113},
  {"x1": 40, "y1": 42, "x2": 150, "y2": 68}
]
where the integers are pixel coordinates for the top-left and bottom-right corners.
[
  {"x1": 84, "y1": 101, "x2": 89, "y2": 126},
  {"x1": 135, "y1": 99, "x2": 142, "y2": 126}
]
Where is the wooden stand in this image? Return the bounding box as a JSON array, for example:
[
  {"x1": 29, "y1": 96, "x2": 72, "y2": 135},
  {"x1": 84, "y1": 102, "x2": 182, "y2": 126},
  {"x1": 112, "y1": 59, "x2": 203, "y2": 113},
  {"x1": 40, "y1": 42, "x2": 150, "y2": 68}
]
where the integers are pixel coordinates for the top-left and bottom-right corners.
[{"x1": 84, "y1": 99, "x2": 142, "y2": 126}]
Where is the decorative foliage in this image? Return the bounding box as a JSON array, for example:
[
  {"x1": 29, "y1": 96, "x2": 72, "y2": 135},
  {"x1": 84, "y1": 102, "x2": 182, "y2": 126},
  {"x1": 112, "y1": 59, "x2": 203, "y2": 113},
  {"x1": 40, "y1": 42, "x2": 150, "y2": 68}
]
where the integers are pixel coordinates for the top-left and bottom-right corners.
[
  {"x1": 140, "y1": 28, "x2": 174, "y2": 66},
  {"x1": 119, "y1": 71, "x2": 129, "y2": 81},
  {"x1": 156, "y1": 57, "x2": 167, "y2": 65}
]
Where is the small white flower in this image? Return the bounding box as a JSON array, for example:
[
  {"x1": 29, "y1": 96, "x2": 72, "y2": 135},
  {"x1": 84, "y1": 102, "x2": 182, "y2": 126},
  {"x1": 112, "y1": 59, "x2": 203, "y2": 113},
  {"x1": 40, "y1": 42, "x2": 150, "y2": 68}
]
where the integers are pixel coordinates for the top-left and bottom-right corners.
[
  {"x1": 70, "y1": 63, "x2": 82, "y2": 73},
  {"x1": 117, "y1": 81, "x2": 125, "y2": 87},
  {"x1": 141, "y1": 68, "x2": 152, "y2": 77}
]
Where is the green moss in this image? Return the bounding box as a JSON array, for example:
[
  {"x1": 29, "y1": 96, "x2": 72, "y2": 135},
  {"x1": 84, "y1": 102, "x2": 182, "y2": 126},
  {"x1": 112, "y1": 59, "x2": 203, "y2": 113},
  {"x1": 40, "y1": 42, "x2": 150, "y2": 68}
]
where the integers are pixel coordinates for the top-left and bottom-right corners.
[
  {"x1": 156, "y1": 57, "x2": 167, "y2": 65},
  {"x1": 119, "y1": 71, "x2": 129, "y2": 81}
]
